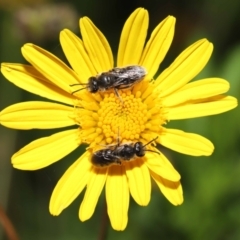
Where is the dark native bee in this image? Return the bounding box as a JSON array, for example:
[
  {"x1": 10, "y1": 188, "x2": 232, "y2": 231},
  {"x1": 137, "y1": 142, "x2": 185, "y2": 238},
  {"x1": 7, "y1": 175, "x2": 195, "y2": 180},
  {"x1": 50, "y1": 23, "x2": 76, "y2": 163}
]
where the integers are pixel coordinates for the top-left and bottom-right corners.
[
  {"x1": 91, "y1": 148, "x2": 121, "y2": 167},
  {"x1": 70, "y1": 65, "x2": 147, "y2": 99},
  {"x1": 91, "y1": 137, "x2": 159, "y2": 167}
]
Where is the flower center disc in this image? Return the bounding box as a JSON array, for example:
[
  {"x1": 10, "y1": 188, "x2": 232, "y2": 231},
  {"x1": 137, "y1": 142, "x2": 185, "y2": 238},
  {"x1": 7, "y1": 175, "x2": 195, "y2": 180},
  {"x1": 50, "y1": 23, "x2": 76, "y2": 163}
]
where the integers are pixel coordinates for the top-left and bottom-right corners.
[
  {"x1": 75, "y1": 82, "x2": 165, "y2": 148},
  {"x1": 98, "y1": 90, "x2": 148, "y2": 143}
]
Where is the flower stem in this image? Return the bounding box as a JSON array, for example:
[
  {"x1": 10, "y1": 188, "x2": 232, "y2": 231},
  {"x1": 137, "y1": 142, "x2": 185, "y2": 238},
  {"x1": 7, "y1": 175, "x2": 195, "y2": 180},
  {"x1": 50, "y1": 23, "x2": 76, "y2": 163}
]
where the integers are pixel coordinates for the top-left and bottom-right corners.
[
  {"x1": 0, "y1": 205, "x2": 19, "y2": 240},
  {"x1": 98, "y1": 201, "x2": 109, "y2": 240}
]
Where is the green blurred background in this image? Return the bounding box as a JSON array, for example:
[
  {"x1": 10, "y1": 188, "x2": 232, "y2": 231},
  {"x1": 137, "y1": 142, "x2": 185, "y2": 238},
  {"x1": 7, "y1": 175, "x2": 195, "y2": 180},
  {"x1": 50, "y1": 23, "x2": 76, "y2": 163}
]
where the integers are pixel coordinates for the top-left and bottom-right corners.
[{"x1": 0, "y1": 0, "x2": 240, "y2": 239}]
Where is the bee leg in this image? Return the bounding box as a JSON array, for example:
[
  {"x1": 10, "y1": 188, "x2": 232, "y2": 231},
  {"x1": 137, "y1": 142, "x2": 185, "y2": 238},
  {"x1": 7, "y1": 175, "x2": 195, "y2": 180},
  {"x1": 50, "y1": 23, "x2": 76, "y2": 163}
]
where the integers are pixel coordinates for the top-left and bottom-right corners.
[
  {"x1": 116, "y1": 160, "x2": 122, "y2": 165},
  {"x1": 117, "y1": 84, "x2": 132, "y2": 89},
  {"x1": 114, "y1": 88, "x2": 123, "y2": 103}
]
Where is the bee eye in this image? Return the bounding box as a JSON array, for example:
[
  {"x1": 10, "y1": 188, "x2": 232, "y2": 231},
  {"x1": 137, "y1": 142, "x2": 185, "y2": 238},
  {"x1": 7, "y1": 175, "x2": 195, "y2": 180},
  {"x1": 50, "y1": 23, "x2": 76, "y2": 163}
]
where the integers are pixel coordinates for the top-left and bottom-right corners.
[
  {"x1": 135, "y1": 142, "x2": 145, "y2": 157},
  {"x1": 88, "y1": 78, "x2": 99, "y2": 93}
]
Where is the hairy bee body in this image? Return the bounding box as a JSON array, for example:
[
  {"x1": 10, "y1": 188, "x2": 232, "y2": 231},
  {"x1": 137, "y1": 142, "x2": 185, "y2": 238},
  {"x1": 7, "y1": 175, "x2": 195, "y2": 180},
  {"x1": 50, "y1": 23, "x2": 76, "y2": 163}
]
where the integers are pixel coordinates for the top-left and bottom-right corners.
[
  {"x1": 71, "y1": 65, "x2": 147, "y2": 94},
  {"x1": 91, "y1": 137, "x2": 158, "y2": 167}
]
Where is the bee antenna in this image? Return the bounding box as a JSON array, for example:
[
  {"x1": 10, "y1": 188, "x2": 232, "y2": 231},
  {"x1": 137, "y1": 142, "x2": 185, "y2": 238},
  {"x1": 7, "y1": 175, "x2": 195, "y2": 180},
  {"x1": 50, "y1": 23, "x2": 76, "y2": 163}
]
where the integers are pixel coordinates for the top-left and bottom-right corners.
[
  {"x1": 71, "y1": 87, "x2": 88, "y2": 95},
  {"x1": 145, "y1": 149, "x2": 160, "y2": 155},
  {"x1": 142, "y1": 136, "x2": 158, "y2": 148},
  {"x1": 70, "y1": 83, "x2": 88, "y2": 87}
]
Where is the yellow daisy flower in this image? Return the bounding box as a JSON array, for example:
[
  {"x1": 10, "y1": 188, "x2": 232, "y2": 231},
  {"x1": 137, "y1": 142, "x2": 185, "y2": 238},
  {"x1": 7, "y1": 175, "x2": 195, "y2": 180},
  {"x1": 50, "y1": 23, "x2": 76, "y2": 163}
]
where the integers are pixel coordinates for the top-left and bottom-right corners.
[{"x1": 0, "y1": 8, "x2": 237, "y2": 231}]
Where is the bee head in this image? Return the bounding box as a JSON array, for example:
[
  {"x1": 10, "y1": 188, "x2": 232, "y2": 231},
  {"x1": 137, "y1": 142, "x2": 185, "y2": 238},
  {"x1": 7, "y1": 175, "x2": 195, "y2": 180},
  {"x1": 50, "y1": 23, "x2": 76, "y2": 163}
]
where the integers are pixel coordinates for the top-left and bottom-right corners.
[
  {"x1": 88, "y1": 77, "x2": 99, "y2": 93},
  {"x1": 134, "y1": 142, "x2": 145, "y2": 157},
  {"x1": 135, "y1": 137, "x2": 159, "y2": 157}
]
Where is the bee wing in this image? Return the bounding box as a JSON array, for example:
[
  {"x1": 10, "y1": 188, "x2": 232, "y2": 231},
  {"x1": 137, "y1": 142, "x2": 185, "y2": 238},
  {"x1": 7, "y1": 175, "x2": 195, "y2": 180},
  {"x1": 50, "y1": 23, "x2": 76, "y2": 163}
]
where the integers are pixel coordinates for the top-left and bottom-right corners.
[
  {"x1": 110, "y1": 66, "x2": 146, "y2": 88},
  {"x1": 111, "y1": 76, "x2": 142, "y2": 89}
]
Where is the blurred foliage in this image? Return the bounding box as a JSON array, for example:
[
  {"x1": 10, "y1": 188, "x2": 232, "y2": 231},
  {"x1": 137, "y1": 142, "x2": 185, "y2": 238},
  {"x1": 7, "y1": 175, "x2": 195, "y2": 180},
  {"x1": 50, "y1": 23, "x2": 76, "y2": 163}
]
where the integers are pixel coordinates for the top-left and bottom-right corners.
[
  {"x1": 13, "y1": 3, "x2": 78, "y2": 44},
  {"x1": 0, "y1": 0, "x2": 240, "y2": 240}
]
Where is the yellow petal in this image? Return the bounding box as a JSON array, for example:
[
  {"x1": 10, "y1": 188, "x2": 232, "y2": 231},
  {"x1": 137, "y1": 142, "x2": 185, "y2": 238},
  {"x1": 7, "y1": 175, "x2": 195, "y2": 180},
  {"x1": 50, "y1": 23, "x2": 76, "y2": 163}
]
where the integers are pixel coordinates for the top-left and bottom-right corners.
[
  {"x1": 117, "y1": 8, "x2": 148, "y2": 66},
  {"x1": 125, "y1": 158, "x2": 151, "y2": 206},
  {"x1": 159, "y1": 128, "x2": 214, "y2": 156},
  {"x1": 151, "y1": 170, "x2": 183, "y2": 205},
  {"x1": 168, "y1": 95, "x2": 238, "y2": 120},
  {"x1": 79, "y1": 166, "x2": 107, "y2": 221},
  {"x1": 50, "y1": 151, "x2": 91, "y2": 215},
  {"x1": 22, "y1": 44, "x2": 80, "y2": 91},
  {"x1": 0, "y1": 101, "x2": 75, "y2": 129},
  {"x1": 12, "y1": 129, "x2": 80, "y2": 170},
  {"x1": 140, "y1": 16, "x2": 175, "y2": 79},
  {"x1": 60, "y1": 29, "x2": 97, "y2": 82},
  {"x1": 156, "y1": 39, "x2": 213, "y2": 96},
  {"x1": 163, "y1": 78, "x2": 230, "y2": 107},
  {"x1": 80, "y1": 17, "x2": 113, "y2": 72},
  {"x1": 106, "y1": 165, "x2": 129, "y2": 231},
  {"x1": 1, "y1": 63, "x2": 75, "y2": 105},
  {"x1": 145, "y1": 152, "x2": 181, "y2": 181}
]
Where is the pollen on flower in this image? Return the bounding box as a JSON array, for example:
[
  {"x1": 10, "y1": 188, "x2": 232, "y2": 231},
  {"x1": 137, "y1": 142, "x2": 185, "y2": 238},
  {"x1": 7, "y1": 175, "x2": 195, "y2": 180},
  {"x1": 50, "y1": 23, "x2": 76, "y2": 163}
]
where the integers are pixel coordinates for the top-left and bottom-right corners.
[
  {"x1": 73, "y1": 81, "x2": 165, "y2": 149},
  {"x1": 98, "y1": 90, "x2": 148, "y2": 142}
]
